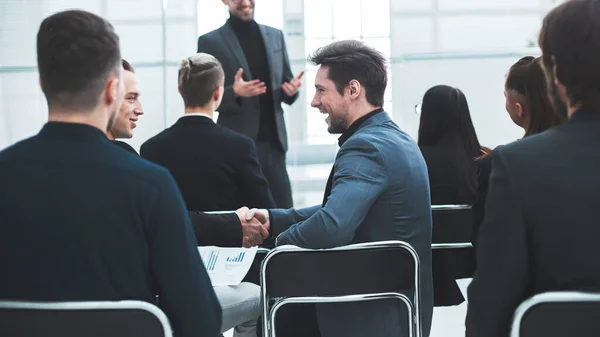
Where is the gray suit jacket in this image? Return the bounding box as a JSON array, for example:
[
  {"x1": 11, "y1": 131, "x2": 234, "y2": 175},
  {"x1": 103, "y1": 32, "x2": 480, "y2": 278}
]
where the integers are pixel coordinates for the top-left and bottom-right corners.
[
  {"x1": 270, "y1": 112, "x2": 434, "y2": 337},
  {"x1": 197, "y1": 22, "x2": 298, "y2": 152}
]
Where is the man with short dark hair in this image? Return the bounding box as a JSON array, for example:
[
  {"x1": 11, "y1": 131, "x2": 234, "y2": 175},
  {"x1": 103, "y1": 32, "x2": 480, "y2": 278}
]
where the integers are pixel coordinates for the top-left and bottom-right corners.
[
  {"x1": 141, "y1": 53, "x2": 275, "y2": 212},
  {"x1": 0, "y1": 10, "x2": 221, "y2": 337},
  {"x1": 250, "y1": 40, "x2": 433, "y2": 337},
  {"x1": 466, "y1": 1, "x2": 600, "y2": 336}
]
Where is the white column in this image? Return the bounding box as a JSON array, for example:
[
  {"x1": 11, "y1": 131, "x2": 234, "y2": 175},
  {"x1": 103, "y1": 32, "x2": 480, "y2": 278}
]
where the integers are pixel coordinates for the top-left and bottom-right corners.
[
  {"x1": 282, "y1": 0, "x2": 306, "y2": 146},
  {"x1": 388, "y1": 0, "x2": 435, "y2": 139}
]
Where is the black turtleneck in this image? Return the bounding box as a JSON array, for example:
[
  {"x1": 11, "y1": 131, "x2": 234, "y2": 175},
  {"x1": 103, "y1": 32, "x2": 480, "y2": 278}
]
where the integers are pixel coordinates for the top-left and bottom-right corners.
[{"x1": 228, "y1": 14, "x2": 277, "y2": 144}]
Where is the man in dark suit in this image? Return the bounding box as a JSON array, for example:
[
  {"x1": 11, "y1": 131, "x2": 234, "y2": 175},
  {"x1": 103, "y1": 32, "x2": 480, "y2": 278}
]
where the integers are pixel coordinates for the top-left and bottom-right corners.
[
  {"x1": 109, "y1": 59, "x2": 269, "y2": 248},
  {"x1": 250, "y1": 40, "x2": 434, "y2": 337},
  {"x1": 0, "y1": 10, "x2": 221, "y2": 337},
  {"x1": 141, "y1": 53, "x2": 275, "y2": 213},
  {"x1": 197, "y1": 0, "x2": 304, "y2": 208},
  {"x1": 466, "y1": 1, "x2": 600, "y2": 336}
]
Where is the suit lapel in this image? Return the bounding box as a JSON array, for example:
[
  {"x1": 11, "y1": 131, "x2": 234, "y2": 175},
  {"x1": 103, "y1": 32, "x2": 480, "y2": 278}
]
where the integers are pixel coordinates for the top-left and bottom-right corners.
[
  {"x1": 259, "y1": 25, "x2": 276, "y2": 90},
  {"x1": 219, "y1": 23, "x2": 253, "y2": 80}
]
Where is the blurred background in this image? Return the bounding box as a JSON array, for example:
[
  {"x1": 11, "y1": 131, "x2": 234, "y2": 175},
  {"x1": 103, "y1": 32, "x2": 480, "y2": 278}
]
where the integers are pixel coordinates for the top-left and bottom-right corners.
[{"x1": 0, "y1": 0, "x2": 562, "y2": 208}]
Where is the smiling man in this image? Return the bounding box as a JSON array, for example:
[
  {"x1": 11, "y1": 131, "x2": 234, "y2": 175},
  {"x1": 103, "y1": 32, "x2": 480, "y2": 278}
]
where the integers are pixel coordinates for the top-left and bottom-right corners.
[
  {"x1": 106, "y1": 59, "x2": 143, "y2": 152},
  {"x1": 249, "y1": 40, "x2": 434, "y2": 337}
]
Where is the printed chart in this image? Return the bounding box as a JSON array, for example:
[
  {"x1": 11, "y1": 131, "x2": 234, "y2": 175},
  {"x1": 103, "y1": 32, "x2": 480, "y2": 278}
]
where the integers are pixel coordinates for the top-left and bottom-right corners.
[{"x1": 198, "y1": 246, "x2": 257, "y2": 286}]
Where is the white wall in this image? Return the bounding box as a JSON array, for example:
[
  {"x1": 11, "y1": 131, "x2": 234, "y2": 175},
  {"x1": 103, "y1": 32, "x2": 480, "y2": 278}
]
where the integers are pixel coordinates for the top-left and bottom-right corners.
[{"x1": 0, "y1": 0, "x2": 198, "y2": 151}]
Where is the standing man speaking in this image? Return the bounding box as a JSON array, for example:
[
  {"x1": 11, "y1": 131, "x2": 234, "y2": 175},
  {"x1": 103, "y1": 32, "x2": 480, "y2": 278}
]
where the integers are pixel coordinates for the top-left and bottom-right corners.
[{"x1": 197, "y1": 0, "x2": 303, "y2": 208}]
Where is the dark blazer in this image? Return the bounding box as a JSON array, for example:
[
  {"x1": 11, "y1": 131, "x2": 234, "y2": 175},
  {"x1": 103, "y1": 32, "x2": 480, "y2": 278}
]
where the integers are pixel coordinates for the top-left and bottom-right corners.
[
  {"x1": 472, "y1": 154, "x2": 493, "y2": 245},
  {"x1": 111, "y1": 139, "x2": 244, "y2": 247},
  {"x1": 140, "y1": 116, "x2": 275, "y2": 211},
  {"x1": 0, "y1": 122, "x2": 221, "y2": 337},
  {"x1": 189, "y1": 211, "x2": 242, "y2": 247},
  {"x1": 270, "y1": 112, "x2": 434, "y2": 337},
  {"x1": 112, "y1": 139, "x2": 137, "y2": 153},
  {"x1": 197, "y1": 21, "x2": 298, "y2": 152},
  {"x1": 466, "y1": 109, "x2": 600, "y2": 337},
  {"x1": 420, "y1": 145, "x2": 477, "y2": 306}
]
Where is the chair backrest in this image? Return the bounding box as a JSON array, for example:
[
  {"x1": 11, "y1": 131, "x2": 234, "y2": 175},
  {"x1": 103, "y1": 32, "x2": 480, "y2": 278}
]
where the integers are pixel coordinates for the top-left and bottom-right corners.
[
  {"x1": 261, "y1": 241, "x2": 419, "y2": 298},
  {"x1": 511, "y1": 292, "x2": 600, "y2": 337},
  {"x1": 431, "y1": 204, "x2": 472, "y2": 245},
  {"x1": 242, "y1": 247, "x2": 271, "y2": 284},
  {"x1": 0, "y1": 300, "x2": 172, "y2": 337}
]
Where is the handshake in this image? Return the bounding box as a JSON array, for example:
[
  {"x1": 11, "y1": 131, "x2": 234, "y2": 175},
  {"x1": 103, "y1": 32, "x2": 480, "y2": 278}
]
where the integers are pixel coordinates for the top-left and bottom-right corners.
[{"x1": 235, "y1": 207, "x2": 270, "y2": 248}]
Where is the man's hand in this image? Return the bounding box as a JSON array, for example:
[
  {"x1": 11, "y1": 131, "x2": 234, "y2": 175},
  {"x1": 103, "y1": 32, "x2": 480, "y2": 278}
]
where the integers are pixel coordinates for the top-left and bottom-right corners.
[
  {"x1": 282, "y1": 71, "x2": 305, "y2": 97},
  {"x1": 236, "y1": 207, "x2": 269, "y2": 248},
  {"x1": 233, "y1": 68, "x2": 267, "y2": 98}
]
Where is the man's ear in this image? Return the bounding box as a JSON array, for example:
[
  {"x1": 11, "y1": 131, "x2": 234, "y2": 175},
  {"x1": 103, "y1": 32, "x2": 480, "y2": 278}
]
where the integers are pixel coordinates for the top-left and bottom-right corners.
[
  {"x1": 551, "y1": 56, "x2": 561, "y2": 87},
  {"x1": 104, "y1": 76, "x2": 120, "y2": 105},
  {"x1": 516, "y1": 102, "x2": 524, "y2": 119},
  {"x1": 347, "y1": 79, "x2": 361, "y2": 100},
  {"x1": 213, "y1": 86, "x2": 222, "y2": 101}
]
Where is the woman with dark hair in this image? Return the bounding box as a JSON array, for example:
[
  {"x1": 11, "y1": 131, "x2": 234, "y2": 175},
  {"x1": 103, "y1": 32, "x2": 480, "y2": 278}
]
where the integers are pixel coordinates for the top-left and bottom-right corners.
[
  {"x1": 472, "y1": 56, "x2": 566, "y2": 243},
  {"x1": 417, "y1": 85, "x2": 484, "y2": 306},
  {"x1": 418, "y1": 85, "x2": 483, "y2": 205}
]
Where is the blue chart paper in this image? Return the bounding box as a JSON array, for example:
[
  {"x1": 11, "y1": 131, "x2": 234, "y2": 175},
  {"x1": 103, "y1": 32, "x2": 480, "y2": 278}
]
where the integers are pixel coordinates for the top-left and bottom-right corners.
[
  {"x1": 226, "y1": 252, "x2": 245, "y2": 263},
  {"x1": 198, "y1": 246, "x2": 257, "y2": 286}
]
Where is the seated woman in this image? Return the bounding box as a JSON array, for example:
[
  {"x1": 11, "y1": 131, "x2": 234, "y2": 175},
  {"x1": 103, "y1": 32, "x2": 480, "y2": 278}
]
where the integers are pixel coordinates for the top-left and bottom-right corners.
[
  {"x1": 418, "y1": 85, "x2": 484, "y2": 205},
  {"x1": 417, "y1": 85, "x2": 485, "y2": 306},
  {"x1": 472, "y1": 56, "x2": 565, "y2": 245}
]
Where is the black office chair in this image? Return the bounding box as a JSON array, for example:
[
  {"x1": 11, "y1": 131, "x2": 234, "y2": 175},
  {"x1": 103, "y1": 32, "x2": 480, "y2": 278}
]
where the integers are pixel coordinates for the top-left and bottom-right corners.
[
  {"x1": 511, "y1": 291, "x2": 600, "y2": 337},
  {"x1": 0, "y1": 300, "x2": 172, "y2": 337},
  {"x1": 431, "y1": 204, "x2": 475, "y2": 306},
  {"x1": 260, "y1": 240, "x2": 422, "y2": 337},
  {"x1": 242, "y1": 247, "x2": 271, "y2": 285}
]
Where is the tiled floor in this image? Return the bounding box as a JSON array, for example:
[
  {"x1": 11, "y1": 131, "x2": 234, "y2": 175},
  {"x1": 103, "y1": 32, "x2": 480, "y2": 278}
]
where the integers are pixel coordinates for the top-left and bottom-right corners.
[{"x1": 224, "y1": 303, "x2": 468, "y2": 337}]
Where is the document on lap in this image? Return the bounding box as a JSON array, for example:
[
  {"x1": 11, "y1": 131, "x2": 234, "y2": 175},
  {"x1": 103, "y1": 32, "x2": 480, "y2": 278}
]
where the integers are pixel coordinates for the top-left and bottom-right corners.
[{"x1": 198, "y1": 246, "x2": 258, "y2": 286}]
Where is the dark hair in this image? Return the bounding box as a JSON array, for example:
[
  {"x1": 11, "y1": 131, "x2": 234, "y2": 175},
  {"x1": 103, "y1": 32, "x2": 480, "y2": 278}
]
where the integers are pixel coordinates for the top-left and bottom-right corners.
[
  {"x1": 178, "y1": 53, "x2": 224, "y2": 108},
  {"x1": 37, "y1": 10, "x2": 121, "y2": 110},
  {"x1": 122, "y1": 59, "x2": 134, "y2": 73},
  {"x1": 505, "y1": 56, "x2": 565, "y2": 136},
  {"x1": 418, "y1": 85, "x2": 482, "y2": 158},
  {"x1": 418, "y1": 85, "x2": 482, "y2": 201},
  {"x1": 308, "y1": 40, "x2": 387, "y2": 107},
  {"x1": 539, "y1": 0, "x2": 600, "y2": 110}
]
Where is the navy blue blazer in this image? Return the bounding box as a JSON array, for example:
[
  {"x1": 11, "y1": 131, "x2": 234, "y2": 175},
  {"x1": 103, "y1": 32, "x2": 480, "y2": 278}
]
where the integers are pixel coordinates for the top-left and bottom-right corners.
[
  {"x1": 271, "y1": 112, "x2": 434, "y2": 337},
  {"x1": 0, "y1": 122, "x2": 221, "y2": 337}
]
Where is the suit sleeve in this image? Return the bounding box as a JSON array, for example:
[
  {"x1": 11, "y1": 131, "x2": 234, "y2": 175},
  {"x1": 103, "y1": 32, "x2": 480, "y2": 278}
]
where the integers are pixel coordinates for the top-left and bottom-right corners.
[
  {"x1": 280, "y1": 31, "x2": 299, "y2": 106},
  {"x1": 466, "y1": 149, "x2": 530, "y2": 337},
  {"x1": 471, "y1": 155, "x2": 492, "y2": 246},
  {"x1": 237, "y1": 139, "x2": 276, "y2": 209},
  {"x1": 275, "y1": 138, "x2": 387, "y2": 248},
  {"x1": 148, "y1": 169, "x2": 222, "y2": 337},
  {"x1": 269, "y1": 205, "x2": 321, "y2": 237},
  {"x1": 197, "y1": 35, "x2": 241, "y2": 115},
  {"x1": 188, "y1": 211, "x2": 243, "y2": 247}
]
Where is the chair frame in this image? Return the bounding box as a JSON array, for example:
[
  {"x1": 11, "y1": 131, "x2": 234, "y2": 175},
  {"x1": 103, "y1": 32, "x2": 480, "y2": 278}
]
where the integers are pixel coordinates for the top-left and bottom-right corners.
[
  {"x1": 0, "y1": 300, "x2": 172, "y2": 337},
  {"x1": 260, "y1": 240, "x2": 422, "y2": 337},
  {"x1": 431, "y1": 204, "x2": 473, "y2": 250},
  {"x1": 510, "y1": 291, "x2": 600, "y2": 337}
]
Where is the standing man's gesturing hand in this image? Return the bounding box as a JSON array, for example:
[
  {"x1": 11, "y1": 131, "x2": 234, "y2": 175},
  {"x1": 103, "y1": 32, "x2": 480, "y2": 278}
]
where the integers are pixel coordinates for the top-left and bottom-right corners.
[
  {"x1": 233, "y1": 68, "x2": 267, "y2": 98},
  {"x1": 282, "y1": 71, "x2": 304, "y2": 96}
]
